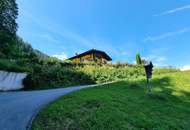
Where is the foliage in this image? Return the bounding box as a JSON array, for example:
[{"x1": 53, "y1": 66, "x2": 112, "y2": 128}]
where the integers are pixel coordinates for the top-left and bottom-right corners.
[
  {"x1": 0, "y1": 35, "x2": 48, "y2": 60},
  {"x1": 23, "y1": 63, "x2": 95, "y2": 90},
  {"x1": 0, "y1": 59, "x2": 31, "y2": 72},
  {"x1": 0, "y1": 0, "x2": 48, "y2": 63},
  {"x1": 23, "y1": 63, "x2": 145, "y2": 90},
  {"x1": 136, "y1": 53, "x2": 142, "y2": 65},
  {"x1": 77, "y1": 64, "x2": 145, "y2": 83},
  {"x1": 0, "y1": 30, "x2": 13, "y2": 58},
  {"x1": 0, "y1": 35, "x2": 49, "y2": 74},
  {"x1": 0, "y1": 0, "x2": 18, "y2": 34},
  {"x1": 32, "y1": 71, "x2": 190, "y2": 130},
  {"x1": 153, "y1": 68, "x2": 180, "y2": 75},
  {"x1": 1, "y1": 50, "x2": 179, "y2": 90},
  {"x1": 0, "y1": 0, "x2": 18, "y2": 59}
]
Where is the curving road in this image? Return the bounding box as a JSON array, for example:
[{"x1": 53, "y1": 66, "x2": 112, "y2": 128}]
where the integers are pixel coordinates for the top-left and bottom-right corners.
[{"x1": 0, "y1": 85, "x2": 98, "y2": 130}]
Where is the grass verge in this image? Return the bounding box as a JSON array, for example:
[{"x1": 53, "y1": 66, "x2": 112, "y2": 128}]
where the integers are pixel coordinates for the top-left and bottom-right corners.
[{"x1": 32, "y1": 71, "x2": 190, "y2": 130}]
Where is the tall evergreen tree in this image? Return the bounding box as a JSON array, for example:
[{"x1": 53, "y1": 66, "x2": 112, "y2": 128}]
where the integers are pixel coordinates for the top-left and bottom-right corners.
[
  {"x1": 136, "y1": 53, "x2": 142, "y2": 65},
  {"x1": 0, "y1": 0, "x2": 18, "y2": 58},
  {"x1": 0, "y1": 0, "x2": 18, "y2": 34}
]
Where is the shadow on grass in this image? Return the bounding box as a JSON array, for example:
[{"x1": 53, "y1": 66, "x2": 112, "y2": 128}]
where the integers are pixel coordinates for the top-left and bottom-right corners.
[
  {"x1": 119, "y1": 76, "x2": 190, "y2": 103},
  {"x1": 117, "y1": 76, "x2": 190, "y2": 129},
  {"x1": 32, "y1": 74, "x2": 190, "y2": 130},
  {"x1": 132, "y1": 76, "x2": 190, "y2": 105}
]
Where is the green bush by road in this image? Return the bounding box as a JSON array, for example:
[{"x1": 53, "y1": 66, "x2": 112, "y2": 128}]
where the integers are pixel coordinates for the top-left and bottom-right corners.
[
  {"x1": 23, "y1": 63, "x2": 145, "y2": 90},
  {"x1": 0, "y1": 57, "x2": 179, "y2": 90}
]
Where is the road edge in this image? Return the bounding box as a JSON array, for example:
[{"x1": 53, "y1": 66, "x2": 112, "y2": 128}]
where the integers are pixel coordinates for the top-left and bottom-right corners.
[{"x1": 27, "y1": 82, "x2": 115, "y2": 130}]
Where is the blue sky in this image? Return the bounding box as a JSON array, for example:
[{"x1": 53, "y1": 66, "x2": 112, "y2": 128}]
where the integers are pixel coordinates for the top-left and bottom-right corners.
[{"x1": 17, "y1": 0, "x2": 190, "y2": 69}]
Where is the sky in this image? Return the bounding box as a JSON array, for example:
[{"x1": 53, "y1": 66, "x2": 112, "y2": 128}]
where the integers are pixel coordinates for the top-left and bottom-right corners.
[{"x1": 17, "y1": 0, "x2": 190, "y2": 69}]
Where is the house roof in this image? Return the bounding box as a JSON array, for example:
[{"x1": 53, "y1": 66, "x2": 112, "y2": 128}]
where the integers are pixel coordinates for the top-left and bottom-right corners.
[{"x1": 68, "y1": 49, "x2": 112, "y2": 61}]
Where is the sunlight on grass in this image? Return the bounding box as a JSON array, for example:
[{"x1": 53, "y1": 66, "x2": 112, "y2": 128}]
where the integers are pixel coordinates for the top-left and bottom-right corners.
[{"x1": 32, "y1": 71, "x2": 190, "y2": 130}]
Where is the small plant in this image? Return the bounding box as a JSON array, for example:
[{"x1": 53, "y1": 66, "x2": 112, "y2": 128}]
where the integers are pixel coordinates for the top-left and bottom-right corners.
[
  {"x1": 153, "y1": 68, "x2": 179, "y2": 75},
  {"x1": 136, "y1": 53, "x2": 142, "y2": 65}
]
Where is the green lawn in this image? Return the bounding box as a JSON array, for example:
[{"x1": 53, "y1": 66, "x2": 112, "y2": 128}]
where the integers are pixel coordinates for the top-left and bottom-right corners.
[{"x1": 32, "y1": 71, "x2": 190, "y2": 130}]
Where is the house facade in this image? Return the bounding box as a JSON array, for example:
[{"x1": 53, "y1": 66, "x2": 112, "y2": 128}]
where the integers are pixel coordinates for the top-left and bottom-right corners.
[{"x1": 68, "y1": 49, "x2": 112, "y2": 64}]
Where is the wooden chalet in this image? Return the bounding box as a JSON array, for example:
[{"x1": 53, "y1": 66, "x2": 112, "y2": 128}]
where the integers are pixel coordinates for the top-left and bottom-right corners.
[{"x1": 68, "y1": 49, "x2": 112, "y2": 64}]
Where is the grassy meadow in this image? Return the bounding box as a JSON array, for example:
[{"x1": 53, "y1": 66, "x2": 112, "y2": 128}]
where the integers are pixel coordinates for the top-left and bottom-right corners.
[{"x1": 32, "y1": 71, "x2": 190, "y2": 130}]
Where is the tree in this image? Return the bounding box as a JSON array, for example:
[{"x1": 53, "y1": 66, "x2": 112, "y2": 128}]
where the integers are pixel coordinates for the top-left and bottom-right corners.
[
  {"x1": 0, "y1": 0, "x2": 18, "y2": 58},
  {"x1": 136, "y1": 53, "x2": 142, "y2": 65},
  {"x1": 0, "y1": 0, "x2": 18, "y2": 34}
]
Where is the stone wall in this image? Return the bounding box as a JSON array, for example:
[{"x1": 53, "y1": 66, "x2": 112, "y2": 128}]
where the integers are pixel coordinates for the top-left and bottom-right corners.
[{"x1": 0, "y1": 71, "x2": 27, "y2": 91}]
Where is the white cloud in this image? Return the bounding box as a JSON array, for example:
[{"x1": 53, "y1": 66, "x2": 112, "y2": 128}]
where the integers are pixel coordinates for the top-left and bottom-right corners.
[
  {"x1": 132, "y1": 60, "x2": 136, "y2": 64},
  {"x1": 143, "y1": 55, "x2": 167, "y2": 67},
  {"x1": 154, "y1": 4, "x2": 190, "y2": 16},
  {"x1": 144, "y1": 27, "x2": 190, "y2": 42},
  {"x1": 180, "y1": 65, "x2": 190, "y2": 71},
  {"x1": 52, "y1": 52, "x2": 68, "y2": 61}
]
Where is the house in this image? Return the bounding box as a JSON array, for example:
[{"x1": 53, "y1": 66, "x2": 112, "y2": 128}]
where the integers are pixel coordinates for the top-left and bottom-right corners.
[{"x1": 68, "y1": 49, "x2": 112, "y2": 64}]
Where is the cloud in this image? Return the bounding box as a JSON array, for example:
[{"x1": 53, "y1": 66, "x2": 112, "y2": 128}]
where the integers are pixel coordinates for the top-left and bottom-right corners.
[
  {"x1": 143, "y1": 55, "x2": 167, "y2": 66},
  {"x1": 52, "y1": 52, "x2": 68, "y2": 61},
  {"x1": 154, "y1": 4, "x2": 190, "y2": 16},
  {"x1": 180, "y1": 65, "x2": 190, "y2": 71},
  {"x1": 144, "y1": 27, "x2": 190, "y2": 42}
]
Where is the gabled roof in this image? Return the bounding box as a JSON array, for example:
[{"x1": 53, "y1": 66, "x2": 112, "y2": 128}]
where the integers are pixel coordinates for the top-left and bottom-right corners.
[{"x1": 68, "y1": 49, "x2": 112, "y2": 61}]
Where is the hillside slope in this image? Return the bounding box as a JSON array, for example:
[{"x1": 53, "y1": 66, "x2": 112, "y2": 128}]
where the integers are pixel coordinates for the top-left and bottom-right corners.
[
  {"x1": 32, "y1": 71, "x2": 190, "y2": 130},
  {"x1": 0, "y1": 34, "x2": 49, "y2": 72}
]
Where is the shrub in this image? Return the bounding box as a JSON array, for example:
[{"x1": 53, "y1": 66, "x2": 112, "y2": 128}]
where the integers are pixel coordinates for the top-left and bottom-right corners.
[
  {"x1": 23, "y1": 63, "x2": 95, "y2": 90},
  {"x1": 0, "y1": 59, "x2": 31, "y2": 72},
  {"x1": 77, "y1": 64, "x2": 145, "y2": 83},
  {"x1": 22, "y1": 63, "x2": 145, "y2": 90},
  {"x1": 153, "y1": 68, "x2": 179, "y2": 75},
  {"x1": 136, "y1": 53, "x2": 142, "y2": 65}
]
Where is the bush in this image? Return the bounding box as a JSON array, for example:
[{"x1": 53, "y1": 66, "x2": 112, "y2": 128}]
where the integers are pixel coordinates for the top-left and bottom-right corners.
[
  {"x1": 22, "y1": 63, "x2": 145, "y2": 90},
  {"x1": 153, "y1": 68, "x2": 179, "y2": 75},
  {"x1": 0, "y1": 59, "x2": 31, "y2": 72},
  {"x1": 75, "y1": 64, "x2": 145, "y2": 83},
  {"x1": 136, "y1": 53, "x2": 142, "y2": 65},
  {"x1": 23, "y1": 63, "x2": 95, "y2": 90}
]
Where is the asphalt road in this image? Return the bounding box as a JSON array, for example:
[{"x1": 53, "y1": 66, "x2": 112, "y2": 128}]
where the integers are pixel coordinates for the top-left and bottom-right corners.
[{"x1": 0, "y1": 85, "x2": 96, "y2": 130}]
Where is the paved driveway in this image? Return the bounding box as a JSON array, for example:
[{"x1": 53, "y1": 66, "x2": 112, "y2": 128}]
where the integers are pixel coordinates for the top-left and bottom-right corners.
[{"x1": 0, "y1": 85, "x2": 96, "y2": 130}]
